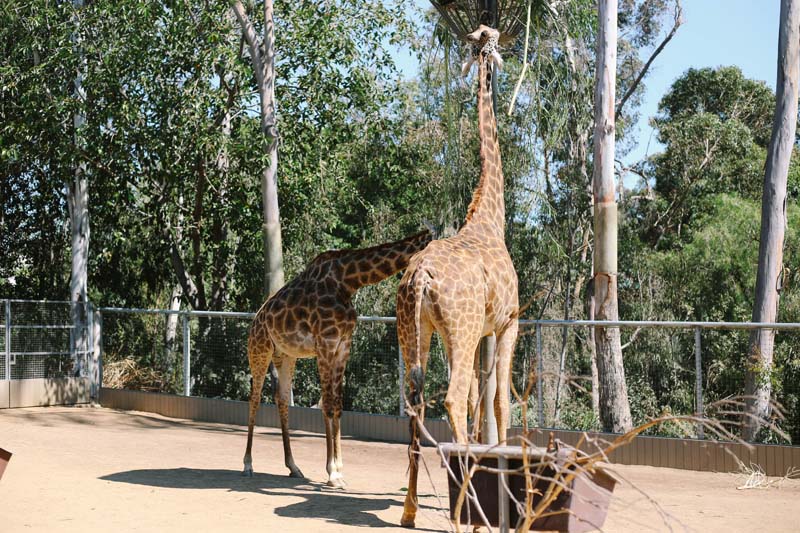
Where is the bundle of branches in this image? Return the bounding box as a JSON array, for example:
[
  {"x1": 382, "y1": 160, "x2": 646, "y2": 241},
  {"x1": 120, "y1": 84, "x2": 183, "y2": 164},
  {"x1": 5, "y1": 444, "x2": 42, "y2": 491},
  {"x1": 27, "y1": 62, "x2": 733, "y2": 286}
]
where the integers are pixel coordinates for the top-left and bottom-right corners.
[{"x1": 429, "y1": 0, "x2": 539, "y2": 42}]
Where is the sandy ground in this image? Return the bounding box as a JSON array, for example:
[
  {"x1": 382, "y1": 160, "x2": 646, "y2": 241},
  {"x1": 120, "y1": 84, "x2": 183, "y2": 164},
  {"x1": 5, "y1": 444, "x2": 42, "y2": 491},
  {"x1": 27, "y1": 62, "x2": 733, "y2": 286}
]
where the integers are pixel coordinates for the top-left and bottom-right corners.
[{"x1": 0, "y1": 407, "x2": 798, "y2": 533}]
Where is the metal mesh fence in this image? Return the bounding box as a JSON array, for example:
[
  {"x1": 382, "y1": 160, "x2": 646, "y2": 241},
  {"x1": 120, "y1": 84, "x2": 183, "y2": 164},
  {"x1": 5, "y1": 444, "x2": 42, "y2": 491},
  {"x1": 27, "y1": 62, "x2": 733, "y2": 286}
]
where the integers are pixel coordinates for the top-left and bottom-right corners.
[
  {"x1": 95, "y1": 306, "x2": 800, "y2": 444},
  {"x1": 2, "y1": 300, "x2": 89, "y2": 380},
  {"x1": 510, "y1": 322, "x2": 800, "y2": 444},
  {"x1": 100, "y1": 310, "x2": 186, "y2": 395},
  {"x1": 0, "y1": 304, "x2": 5, "y2": 380}
]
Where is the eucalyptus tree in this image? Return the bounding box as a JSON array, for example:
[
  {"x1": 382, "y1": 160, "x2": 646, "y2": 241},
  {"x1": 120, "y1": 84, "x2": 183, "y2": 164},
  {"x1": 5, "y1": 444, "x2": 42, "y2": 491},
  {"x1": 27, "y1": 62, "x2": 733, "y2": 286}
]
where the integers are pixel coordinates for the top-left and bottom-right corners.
[
  {"x1": 232, "y1": 0, "x2": 284, "y2": 297},
  {"x1": 745, "y1": 0, "x2": 800, "y2": 441},
  {"x1": 590, "y1": 0, "x2": 634, "y2": 433}
]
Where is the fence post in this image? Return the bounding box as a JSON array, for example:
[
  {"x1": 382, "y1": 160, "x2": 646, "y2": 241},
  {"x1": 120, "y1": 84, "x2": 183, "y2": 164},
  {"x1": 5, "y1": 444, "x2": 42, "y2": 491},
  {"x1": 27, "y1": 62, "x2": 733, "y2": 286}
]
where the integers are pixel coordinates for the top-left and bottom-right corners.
[
  {"x1": 87, "y1": 303, "x2": 94, "y2": 388},
  {"x1": 481, "y1": 334, "x2": 498, "y2": 444},
  {"x1": 694, "y1": 327, "x2": 704, "y2": 439},
  {"x1": 497, "y1": 454, "x2": 509, "y2": 533},
  {"x1": 182, "y1": 313, "x2": 191, "y2": 397},
  {"x1": 4, "y1": 300, "x2": 10, "y2": 379},
  {"x1": 398, "y1": 344, "x2": 405, "y2": 417},
  {"x1": 536, "y1": 323, "x2": 544, "y2": 428},
  {"x1": 92, "y1": 309, "x2": 103, "y2": 401}
]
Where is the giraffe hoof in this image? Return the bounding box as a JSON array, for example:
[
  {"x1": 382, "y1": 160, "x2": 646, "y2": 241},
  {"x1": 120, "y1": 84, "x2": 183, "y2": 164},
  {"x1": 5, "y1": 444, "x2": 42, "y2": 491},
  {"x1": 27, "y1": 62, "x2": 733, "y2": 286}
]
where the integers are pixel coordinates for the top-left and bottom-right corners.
[
  {"x1": 326, "y1": 474, "x2": 347, "y2": 489},
  {"x1": 242, "y1": 465, "x2": 254, "y2": 477},
  {"x1": 400, "y1": 512, "x2": 416, "y2": 528},
  {"x1": 288, "y1": 468, "x2": 304, "y2": 479}
]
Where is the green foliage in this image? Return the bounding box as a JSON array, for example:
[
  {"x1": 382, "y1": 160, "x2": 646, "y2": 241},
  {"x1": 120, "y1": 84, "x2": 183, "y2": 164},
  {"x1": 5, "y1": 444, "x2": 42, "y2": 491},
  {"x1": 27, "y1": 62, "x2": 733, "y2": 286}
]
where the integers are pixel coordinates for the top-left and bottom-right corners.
[{"x1": 656, "y1": 67, "x2": 775, "y2": 147}]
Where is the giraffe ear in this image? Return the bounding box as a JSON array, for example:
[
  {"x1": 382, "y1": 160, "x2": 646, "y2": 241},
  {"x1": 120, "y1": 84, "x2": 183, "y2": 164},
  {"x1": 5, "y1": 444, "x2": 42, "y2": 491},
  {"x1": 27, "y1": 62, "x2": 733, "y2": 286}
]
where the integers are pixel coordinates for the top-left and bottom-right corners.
[
  {"x1": 490, "y1": 50, "x2": 504, "y2": 70},
  {"x1": 421, "y1": 219, "x2": 439, "y2": 239},
  {"x1": 461, "y1": 57, "x2": 475, "y2": 77}
]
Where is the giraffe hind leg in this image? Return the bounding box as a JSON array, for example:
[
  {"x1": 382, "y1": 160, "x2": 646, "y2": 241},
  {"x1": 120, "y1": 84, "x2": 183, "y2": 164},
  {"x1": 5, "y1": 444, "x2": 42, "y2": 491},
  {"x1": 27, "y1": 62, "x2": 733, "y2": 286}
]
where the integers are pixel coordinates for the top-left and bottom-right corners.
[
  {"x1": 276, "y1": 356, "x2": 304, "y2": 478},
  {"x1": 399, "y1": 314, "x2": 433, "y2": 528},
  {"x1": 468, "y1": 345, "x2": 482, "y2": 442},
  {"x1": 493, "y1": 321, "x2": 518, "y2": 442},
  {"x1": 243, "y1": 337, "x2": 274, "y2": 477}
]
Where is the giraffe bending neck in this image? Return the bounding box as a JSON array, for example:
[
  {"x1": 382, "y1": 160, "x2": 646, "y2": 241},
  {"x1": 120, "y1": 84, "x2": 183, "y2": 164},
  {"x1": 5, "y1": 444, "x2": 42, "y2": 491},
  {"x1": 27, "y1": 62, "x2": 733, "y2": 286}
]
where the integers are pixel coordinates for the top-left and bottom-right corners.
[
  {"x1": 312, "y1": 230, "x2": 432, "y2": 293},
  {"x1": 464, "y1": 53, "x2": 504, "y2": 233}
]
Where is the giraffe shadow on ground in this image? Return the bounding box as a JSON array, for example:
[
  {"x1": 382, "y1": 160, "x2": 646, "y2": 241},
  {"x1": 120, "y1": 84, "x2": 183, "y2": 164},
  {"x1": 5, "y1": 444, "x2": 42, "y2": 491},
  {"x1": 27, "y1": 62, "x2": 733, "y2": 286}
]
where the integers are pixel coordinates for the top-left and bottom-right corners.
[{"x1": 100, "y1": 468, "x2": 446, "y2": 531}]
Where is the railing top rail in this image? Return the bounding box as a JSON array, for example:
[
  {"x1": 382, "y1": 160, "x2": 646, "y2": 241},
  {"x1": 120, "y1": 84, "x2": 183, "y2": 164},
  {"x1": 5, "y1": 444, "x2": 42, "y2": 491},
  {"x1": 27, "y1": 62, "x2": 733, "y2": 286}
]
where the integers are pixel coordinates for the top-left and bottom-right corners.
[
  {"x1": 517, "y1": 319, "x2": 800, "y2": 330},
  {"x1": 1, "y1": 298, "x2": 78, "y2": 304},
  {"x1": 90, "y1": 307, "x2": 800, "y2": 330},
  {"x1": 356, "y1": 315, "x2": 397, "y2": 324},
  {"x1": 97, "y1": 307, "x2": 256, "y2": 319}
]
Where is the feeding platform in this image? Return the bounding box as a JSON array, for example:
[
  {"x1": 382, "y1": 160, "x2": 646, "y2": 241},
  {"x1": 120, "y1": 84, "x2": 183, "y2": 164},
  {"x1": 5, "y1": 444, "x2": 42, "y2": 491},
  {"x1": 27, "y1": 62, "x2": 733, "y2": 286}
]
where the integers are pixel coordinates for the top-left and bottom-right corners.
[
  {"x1": 441, "y1": 442, "x2": 618, "y2": 532},
  {"x1": 0, "y1": 447, "x2": 12, "y2": 481}
]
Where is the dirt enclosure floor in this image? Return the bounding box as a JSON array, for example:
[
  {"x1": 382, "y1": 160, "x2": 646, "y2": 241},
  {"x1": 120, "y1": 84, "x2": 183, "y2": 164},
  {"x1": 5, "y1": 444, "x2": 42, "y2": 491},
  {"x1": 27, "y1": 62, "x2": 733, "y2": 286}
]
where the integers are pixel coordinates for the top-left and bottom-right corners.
[{"x1": 1, "y1": 407, "x2": 798, "y2": 533}]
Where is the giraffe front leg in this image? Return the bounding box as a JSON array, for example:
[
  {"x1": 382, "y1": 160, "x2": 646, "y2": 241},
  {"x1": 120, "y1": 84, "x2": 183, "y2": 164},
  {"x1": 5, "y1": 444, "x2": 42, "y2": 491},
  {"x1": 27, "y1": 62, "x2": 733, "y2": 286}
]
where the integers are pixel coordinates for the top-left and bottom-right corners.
[
  {"x1": 321, "y1": 395, "x2": 345, "y2": 488},
  {"x1": 276, "y1": 357, "x2": 304, "y2": 478},
  {"x1": 243, "y1": 341, "x2": 273, "y2": 477},
  {"x1": 331, "y1": 371, "x2": 346, "y2": 488},
  {"x1": 320, "y1": 380, "x2": 346, "y2": 488}
]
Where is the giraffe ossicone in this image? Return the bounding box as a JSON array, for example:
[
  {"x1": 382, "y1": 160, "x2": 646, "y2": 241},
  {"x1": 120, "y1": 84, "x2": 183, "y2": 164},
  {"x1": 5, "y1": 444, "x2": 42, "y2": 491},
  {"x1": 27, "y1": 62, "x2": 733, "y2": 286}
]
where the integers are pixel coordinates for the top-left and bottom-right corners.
[{"x1": 242, "y1": 229, "x2": 433, "y2": 488}]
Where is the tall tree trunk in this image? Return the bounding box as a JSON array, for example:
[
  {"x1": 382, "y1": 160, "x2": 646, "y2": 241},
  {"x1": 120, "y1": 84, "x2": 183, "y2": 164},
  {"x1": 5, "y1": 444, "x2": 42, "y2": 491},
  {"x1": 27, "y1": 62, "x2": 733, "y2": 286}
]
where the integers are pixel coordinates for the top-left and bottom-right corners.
[
  {"x1": 592, "y1": 0, "x2": 633, "y2": 433},
  {"x1": 69, "y1": 0, "x2": 89, "y2": 376},
  {"x1": 743, "y1": 0, "x2": 800, "y2": 441},
  {"x1": 232, "y1": 0, "x2": 284, "y2": 297},
  {"x1": 260, "y1": 0, "x2": 284, "y2": 296}
]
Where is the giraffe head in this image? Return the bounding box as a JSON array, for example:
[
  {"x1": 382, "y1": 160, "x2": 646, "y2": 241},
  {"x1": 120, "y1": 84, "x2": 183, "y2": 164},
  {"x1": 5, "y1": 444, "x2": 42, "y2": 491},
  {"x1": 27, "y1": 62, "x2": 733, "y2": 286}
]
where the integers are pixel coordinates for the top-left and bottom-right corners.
[{"x1": 462, "y1": 24, "x2": 503, "y2": 75}]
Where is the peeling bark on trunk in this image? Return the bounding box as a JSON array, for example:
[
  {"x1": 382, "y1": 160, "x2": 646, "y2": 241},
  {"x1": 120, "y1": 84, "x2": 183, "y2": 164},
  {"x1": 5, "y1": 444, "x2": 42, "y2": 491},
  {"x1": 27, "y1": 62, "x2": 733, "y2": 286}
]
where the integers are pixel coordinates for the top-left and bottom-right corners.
[
  {"x1": 260, "y1": 0, "x2": 284, "y2": 296},
  {"x1": 744, "y1": 0, "x2": 800, "y2": 441},
  {"x1": 68, "y1": 169, "x2": 89, "y2": 375},
  {"x1": 592, "y1": 0, "x2": 632, "y2": 433}
]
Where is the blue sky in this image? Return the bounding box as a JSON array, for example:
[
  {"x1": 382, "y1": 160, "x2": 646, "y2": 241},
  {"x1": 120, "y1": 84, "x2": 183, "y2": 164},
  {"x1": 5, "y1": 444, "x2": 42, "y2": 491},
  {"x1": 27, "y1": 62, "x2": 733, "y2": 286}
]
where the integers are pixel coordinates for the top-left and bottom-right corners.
[
  {"x1": 394, "y1": 1, "x2": 783, "y2": 167},
  {"x1": 624, "y1": 0, "x2": 781, "y2": 164}
]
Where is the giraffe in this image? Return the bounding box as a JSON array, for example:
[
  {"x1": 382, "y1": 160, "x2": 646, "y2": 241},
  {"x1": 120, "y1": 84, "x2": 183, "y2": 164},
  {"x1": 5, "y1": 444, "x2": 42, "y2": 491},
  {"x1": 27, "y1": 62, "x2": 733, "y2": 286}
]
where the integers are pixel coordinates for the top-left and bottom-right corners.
[
  {"x1": 242, "y1": 229, "x2": 432, "y2": 488},
  {"x1": 396, "y1": 25, "x2": 518, "y2": 528}
]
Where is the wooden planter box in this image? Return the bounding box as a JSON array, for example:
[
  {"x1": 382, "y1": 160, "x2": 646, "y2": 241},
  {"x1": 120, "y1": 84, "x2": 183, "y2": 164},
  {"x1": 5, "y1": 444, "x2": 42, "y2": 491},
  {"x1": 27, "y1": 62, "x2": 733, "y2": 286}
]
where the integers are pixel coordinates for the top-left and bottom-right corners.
[
  {"x1": 0, "y1": 448, "x2": 12, "y2": 481},
  {"x1": 441, "y1": 443, "x2": 618, "y2": 532}
]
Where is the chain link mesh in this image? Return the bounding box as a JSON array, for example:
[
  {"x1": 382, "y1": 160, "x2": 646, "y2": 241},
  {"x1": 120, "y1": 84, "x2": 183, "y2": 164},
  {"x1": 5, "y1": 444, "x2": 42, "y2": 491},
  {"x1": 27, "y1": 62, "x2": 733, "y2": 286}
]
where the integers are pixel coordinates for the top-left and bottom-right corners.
[{"x1": 0, "y1": 305, "x2": 5, "y2": 380}]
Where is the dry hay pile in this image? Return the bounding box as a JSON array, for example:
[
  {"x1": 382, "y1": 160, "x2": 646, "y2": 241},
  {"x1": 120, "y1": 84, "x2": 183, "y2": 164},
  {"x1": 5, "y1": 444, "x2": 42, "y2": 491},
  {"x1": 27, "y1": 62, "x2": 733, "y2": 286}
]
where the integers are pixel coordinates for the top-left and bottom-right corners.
[{"x1": 102, "y1": 357, "x2": 171, "y2": 392}]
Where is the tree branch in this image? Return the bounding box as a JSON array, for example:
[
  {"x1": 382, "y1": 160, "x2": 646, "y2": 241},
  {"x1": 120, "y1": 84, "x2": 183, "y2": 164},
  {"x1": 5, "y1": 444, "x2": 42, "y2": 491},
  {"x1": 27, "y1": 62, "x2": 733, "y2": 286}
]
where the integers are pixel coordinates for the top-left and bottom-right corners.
[
  {"x1": 615, "y1": 0, "x2": 683, "y2": 120},
  {"x1": 230, "y1": 0, "x2": 264, "y2": 87},
  {"x1": 620, "y1": 326, "x2": 643, "y2": 351},
  {"x1": 162, "y1": 219, "x2": 201, "y2": 311}
]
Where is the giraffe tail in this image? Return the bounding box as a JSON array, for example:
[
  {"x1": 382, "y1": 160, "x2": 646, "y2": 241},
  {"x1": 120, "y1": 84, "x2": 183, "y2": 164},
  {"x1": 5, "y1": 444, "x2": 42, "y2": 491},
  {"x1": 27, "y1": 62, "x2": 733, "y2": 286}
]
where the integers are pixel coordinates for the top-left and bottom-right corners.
[{"x1": 407, "y1": 269, "x2": 429, "y2": 408}]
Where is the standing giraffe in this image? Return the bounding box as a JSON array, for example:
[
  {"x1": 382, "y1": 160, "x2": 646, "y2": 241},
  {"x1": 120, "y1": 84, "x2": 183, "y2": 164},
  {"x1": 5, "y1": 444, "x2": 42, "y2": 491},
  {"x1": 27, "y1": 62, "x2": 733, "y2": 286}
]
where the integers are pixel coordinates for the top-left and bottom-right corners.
[
  {"x1": 243, "y1": 229, "x2": 433, "y2": 488},
  {"x1": 396, "y1": 25, "x2": 518, "y2": 528}
]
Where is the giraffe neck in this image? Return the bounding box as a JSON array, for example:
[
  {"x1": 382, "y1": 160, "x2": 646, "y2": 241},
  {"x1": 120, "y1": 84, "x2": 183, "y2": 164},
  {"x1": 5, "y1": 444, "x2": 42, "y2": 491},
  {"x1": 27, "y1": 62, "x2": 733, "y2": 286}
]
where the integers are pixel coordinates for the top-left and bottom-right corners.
[
  {"x1": 339, "y1": 230, "x2": 432, "y2": 292},
  {"x1": 464, "y1": 57, "x2": 504, "y2": 233}
]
